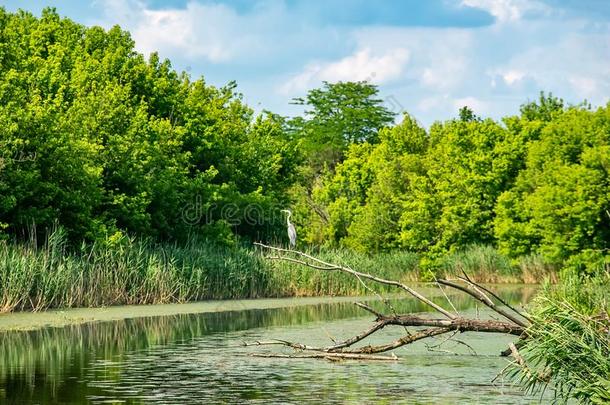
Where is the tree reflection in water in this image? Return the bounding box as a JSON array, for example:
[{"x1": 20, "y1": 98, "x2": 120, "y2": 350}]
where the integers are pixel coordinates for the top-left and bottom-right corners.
[{"x1": 0, "y1": 286, "x2": 539, "y2": 404}]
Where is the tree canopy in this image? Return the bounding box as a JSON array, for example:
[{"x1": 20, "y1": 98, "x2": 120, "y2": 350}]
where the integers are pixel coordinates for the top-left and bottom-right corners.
[
  {"x1": 0, "y1": 7, "x2": 300, "y2": 243},
  {"x1": 305, "y1": 95, "x2": 610, "y2": 274},
  {"x1": 1, "y1": 8, "x2": 608, "y2": 276},
  {"x1": 289, "y1": 81, "x2": 395, "y2": 170}
]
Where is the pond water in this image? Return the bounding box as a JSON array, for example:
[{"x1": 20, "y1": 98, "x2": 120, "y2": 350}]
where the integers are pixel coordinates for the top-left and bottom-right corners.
[{"x1": 0, "y1": 286, "x2": 548, "y2": 404}]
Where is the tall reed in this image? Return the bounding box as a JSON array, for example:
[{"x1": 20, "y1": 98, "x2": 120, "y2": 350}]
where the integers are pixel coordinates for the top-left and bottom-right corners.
[
  {"x1": 510, "y1": 274, "x2": 610, "y2": 404},
  {"x1": 0, "y1": 231, "x2": 553, "y2": 313},
  {"x1": 0, "y1": 230, "x2": 275, "y2": 312}
]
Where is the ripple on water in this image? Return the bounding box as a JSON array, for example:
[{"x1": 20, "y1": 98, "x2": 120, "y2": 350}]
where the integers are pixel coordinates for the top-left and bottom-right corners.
[{"x1": 0, "y1": 290, "x2": 547, "y2": 404}]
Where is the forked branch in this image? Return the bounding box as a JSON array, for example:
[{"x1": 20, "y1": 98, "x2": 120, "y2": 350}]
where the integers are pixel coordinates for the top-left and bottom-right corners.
[
  {"x1": 249, "y1": 243, "x2": 530, "y2": 360},
  {"x1": 254, "y1": 242, "x2": 456, "y2": 319}
]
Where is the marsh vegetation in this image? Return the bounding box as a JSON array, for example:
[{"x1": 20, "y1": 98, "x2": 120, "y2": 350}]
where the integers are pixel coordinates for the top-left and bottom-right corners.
[{"x1": 0, "y1": 7, "x2": 608, "y2": 403}]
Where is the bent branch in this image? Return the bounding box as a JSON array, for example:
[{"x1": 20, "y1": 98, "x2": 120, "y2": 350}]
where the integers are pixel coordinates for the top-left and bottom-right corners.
[
  {"x1": 249, "y1": 243, "x2": 530, "y2": 360},
  {"x1": 254, "y1": 242, "x2": 456, "y2": 319}
]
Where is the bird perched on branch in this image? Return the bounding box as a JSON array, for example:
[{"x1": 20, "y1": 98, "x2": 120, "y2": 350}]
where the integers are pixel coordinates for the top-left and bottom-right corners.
[{"x1": 281, "y1": 209, "x2": 297, "y2": 248}]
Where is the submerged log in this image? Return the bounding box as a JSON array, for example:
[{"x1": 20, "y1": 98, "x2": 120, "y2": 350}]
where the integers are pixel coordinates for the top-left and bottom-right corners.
[
  {"x1": 249, "y1": 352, "x2": 399, "y2": 361},
  {"x1": 380, "y1": 315, "x2": 525, "y2": 335}
]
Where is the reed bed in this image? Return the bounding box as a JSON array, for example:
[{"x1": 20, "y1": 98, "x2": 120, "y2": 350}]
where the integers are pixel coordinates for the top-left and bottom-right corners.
[
  {"x1": 439, "y1": 245, "x2": 557, "y2": 283},
  {"x1": 509, "y1": 274, "x2": 610, "y2": 404},
  {"x1": 0, "y1": 231, "x2": 553, "y2": 313},
  {"x1": 0, "y1": 231, "x2": 275, "y2": 312}
]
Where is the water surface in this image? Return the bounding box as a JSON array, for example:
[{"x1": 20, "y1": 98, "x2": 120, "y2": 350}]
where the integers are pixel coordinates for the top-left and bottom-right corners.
[{"x1": 0, "y1": 286, "x2": 547, "y2": 404}]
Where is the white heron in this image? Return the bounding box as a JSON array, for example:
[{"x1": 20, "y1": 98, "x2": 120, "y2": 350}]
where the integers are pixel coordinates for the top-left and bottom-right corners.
[{"x1": 281, "y1": 209, "x2": 297, "y2": 248}]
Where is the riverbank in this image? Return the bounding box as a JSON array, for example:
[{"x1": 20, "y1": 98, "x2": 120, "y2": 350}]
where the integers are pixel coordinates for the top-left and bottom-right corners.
[
  {"x1": 0, "y1": 295, "x2": 376, "y2": 332},
  {"x1": 0, "y1": 233, "x2": 553, "y2": 313},
  {"x1": 0, "y1": 284, "x2": 539, "y2": 332}
]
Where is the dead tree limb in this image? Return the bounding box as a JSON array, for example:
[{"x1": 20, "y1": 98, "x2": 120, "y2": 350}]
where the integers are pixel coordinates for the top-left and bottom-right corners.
[
  {"x1": 254, "y1": 242, "x2": 457, "y2": 319},
  {"x1": 380, "y1": 315, "x2": 525, "y2": 335},
  {"x1": 249, "y1": 243, "x2": 531, "y2": 360},
  {"x1": 249, "y1": 352, "x2": 398, "y2": 361},
  {"x1": 436, "y1": 279, "x2": 529, "y2": 328},
  {"x1": 345, "y1": 327, "x2": 451, "y2": 354},
  {"x1": 459, "y1": 273, "x2": 533, "y2": 323}
]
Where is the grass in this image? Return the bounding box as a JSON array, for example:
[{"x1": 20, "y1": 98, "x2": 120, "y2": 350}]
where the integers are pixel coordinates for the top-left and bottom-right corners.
[
  {"x1": 0, "y1": 229, "x2": 277, "y2": 312},
  {"x1": 509, "y1": 274, "x2": 610, "y2": 404},
  {"x1": 440, "y1": 245, "x2": 557, "y2": 283},
  {"x1": 0, "y1": 230, "x2": 555, "y2": 313}
]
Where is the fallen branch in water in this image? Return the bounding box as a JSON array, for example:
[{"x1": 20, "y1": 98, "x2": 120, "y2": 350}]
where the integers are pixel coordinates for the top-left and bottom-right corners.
[
  {"x1": 249, "y1": 243, "x2": 530, "y2": 360},
  {"x1": 249, "y1": 352, "x2": 399, "y2": 361},
  {"x1": 254, "y1": 243, "x2": 456, "y2": 319}
]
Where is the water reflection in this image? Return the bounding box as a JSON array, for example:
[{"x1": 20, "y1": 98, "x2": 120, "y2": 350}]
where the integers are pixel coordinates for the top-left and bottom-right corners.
[{"x1": 0, "y1": 286, "x2": 539, "y2": 404}]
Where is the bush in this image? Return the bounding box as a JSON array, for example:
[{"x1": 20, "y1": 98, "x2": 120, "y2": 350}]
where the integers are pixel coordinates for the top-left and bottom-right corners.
[{"x1": 512, "y1": 274, "x2": 610, "y2": 403}]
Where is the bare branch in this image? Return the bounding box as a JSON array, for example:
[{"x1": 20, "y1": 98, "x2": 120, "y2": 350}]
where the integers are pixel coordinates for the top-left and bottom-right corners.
[
  {"x1": 249, "y1": 352, "x2": 398, "y2": 361},
  {"x1": 325, "y1": 321, "x2": 388, "y2": 352},
  {"x1": 264, "y1": 255, "x2": 335, "y2": 271},
  {"x1": 509, "y1": 342, "x2": 533, "y2": 380},
  {"x1": 437, "y1": 279, "x2": 529, "y2": 328},
  {"x1": 243, "y1": 322, "x2": 390, "y2": 353},
  {"x1": 242, "y1": 339, "x2": 317, "y2": 351},
  {"x1": 380, "y1": 315, "x2": 525, "y2": 335},
  {"x1": 434, "y1": 275, "x2": 460, "y2": 316},
  {"x1": 425, "y1": 330, "x2": 477, "y2": 356},
  {"x1": 255, "y1": 242, "x2": 456, "y2": 319},
  {"x1": 345, "y1": 327, "x2": 451, "y2": 354},
  {"x1": 354, "y1": 302, "x2": 385, "y2": 319},
  {"x1": 458, "y1": 274, "x2": 532, "y2": 323}
]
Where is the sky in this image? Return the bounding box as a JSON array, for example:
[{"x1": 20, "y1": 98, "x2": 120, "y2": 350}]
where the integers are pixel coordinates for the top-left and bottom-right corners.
[{"x1": 1, "y1": 0, "x2": 609, "y2": 125}]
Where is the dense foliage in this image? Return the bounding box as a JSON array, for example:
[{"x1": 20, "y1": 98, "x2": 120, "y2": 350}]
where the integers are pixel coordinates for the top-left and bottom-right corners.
[
  {"x1": 0, "y1": 8, "x2": 300, "y2": 244},
  {"x1": 1, "y1": 8, "x2": 609, "y2": 280},
  {"x1": 305, "y1": 98, "x2": 610, "y2": 275},
  {"x1": 513, "y1": 274, "x2": 610, "y2": 404}
]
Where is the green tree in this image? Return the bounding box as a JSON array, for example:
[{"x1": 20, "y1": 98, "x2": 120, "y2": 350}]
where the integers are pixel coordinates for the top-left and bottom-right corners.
[
  {"x1": 290, "y1": 81, "x2": 395, "y2": 170},
  {"x1": 0, "y1": 7, "x2": 299, "y2": 244},
  {"x1": 495, "y1": 105, "x2": 610, "y2": 273},
  {"x1": 399, "y1": 115, "x2": 522, "y2": 256}
]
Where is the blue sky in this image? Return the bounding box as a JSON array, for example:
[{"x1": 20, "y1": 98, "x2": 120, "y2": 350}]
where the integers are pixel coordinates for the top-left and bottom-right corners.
[{"x1": 1, "y1": 0, "x2": 609, "y2": 125}]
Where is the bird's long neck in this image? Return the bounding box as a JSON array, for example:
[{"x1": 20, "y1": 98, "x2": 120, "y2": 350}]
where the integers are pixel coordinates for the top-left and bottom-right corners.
[{"x1": 286, "y1": 211, "x2": 291, "y2": 224}]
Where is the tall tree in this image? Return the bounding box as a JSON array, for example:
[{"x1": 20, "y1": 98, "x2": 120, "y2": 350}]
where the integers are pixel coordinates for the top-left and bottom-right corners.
[
  {"x1": 494, "y1": 104, "x2": 610, "y2": 274},
  {"x1": 290, "y1": 81, "x2": 395, "y2": 170},
  {"x1": 0, "y1": 7, "x2": 300, "y2": 244}
]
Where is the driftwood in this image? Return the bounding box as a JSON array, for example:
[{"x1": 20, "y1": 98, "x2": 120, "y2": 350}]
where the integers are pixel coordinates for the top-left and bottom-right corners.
[
  {"x1": 250, "y1": 352, "x2": 399, "y2": 361},
  {"x1": 249, "y1": 243, "x2": 531, "y2": 361}
]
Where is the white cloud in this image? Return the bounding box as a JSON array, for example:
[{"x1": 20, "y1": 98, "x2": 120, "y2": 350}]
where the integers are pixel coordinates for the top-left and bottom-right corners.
[
  {"x1": 495, "y1": 32, "x2": 610, "y2": 102},
  {"x1": 501, "y1": 70, "x2": 526, "y2": 85},
  {"x1": 461, "y1": 0, "x2": 550, "y2": 23},
  {"x1": 92, "y1": 0, "x2": 610, "y2": 126},
  {"x1": 352, "y1": 27, "x2": 474, "y2": 92},
  {"x1": 453, "y1": 96, "x2": 488, "y2": 113},
  {"x1": 279, "y1": 48, "x2": 409, "y2": 94},
  {"x1": 95, "y1": 0, "x2": 286, "y2": 63},
  {"x1": 488, "y1": 69, "x2": 526, "y2": 87},
  {"x1": 350, "y1": 18, "x2": 609, "y2": 124}
]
